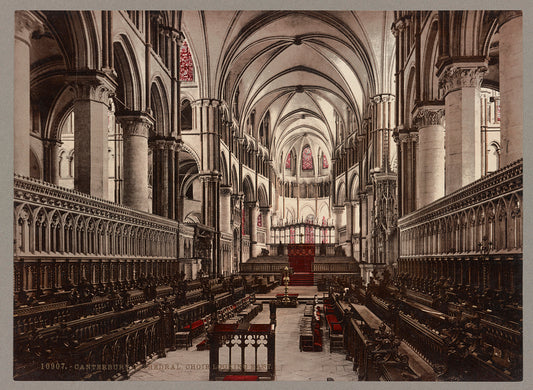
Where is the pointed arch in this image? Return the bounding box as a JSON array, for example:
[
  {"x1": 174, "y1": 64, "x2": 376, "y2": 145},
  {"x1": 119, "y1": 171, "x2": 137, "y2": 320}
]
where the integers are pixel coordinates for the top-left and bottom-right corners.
[
  {"x1": 257, "y1": 184, "x2": 268, "y2": 207},
  {"x1": 150, "y1": 78, "x2": 170, "y2": 137},
  {"x1": 113, "y1": 34, "x2": 143, "y2": 111},
  {"x1": 242, "y1": 175, "x2": 255, "y2": 202}
]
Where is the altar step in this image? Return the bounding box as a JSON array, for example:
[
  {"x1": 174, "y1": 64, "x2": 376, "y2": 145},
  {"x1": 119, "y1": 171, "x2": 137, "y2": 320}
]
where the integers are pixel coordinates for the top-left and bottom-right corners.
[{"x1": 289, "y1": 272, "x2": 315, "y2": 286}]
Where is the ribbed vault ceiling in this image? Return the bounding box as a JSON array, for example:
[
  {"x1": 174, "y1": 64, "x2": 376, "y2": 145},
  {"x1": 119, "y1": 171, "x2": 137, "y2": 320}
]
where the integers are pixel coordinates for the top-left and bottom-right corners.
[{"x1": 182, "y1": 11, "x2": 396, "y2": 173}]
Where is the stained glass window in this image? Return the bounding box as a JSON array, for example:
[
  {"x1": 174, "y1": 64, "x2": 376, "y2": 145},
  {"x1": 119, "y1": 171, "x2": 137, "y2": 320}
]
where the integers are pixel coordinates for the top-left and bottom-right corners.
[
  {"x1": 321, "y1": 229, "x2": 328, "y2": 244},
  {"x1": 322, "y1": 216, "x2": 327, "y2": 226},
  {"x1": 304, "y1": 215, "x2": 314, "y2": 243},
  {"x1": 257, "y1": 214, "x2": 262, "y2": 227},
  {"x1": 322, "y1": 153, "x2": 328, "y2": 169},
  {"x1": 180, "y1": 41, "x2": 194, "y2": 82},
  {"x1": 285, "y1": 152, "x2": 291, "y2": 169},
  {"x1": 302, "y1": 146, "x2": 313, "y2": 170},
  {"x1": 290, "y1": 227, "x2": 295, "y2": 244},
  {"x1": 305, "y1": 225, "x2": 314, "y2": 243}
]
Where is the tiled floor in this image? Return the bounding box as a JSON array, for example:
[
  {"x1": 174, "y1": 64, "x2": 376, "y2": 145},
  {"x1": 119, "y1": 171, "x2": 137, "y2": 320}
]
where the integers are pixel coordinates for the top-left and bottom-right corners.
[{"x1": 129, "y1": 303, "x2": 357, "y2": 381}]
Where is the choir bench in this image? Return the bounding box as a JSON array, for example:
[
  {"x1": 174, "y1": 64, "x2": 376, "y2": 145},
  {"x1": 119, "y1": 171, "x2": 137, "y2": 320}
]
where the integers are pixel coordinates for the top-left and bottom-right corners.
[{"x1": 324, "y1": 297, "x2": 344, "y2": 352}]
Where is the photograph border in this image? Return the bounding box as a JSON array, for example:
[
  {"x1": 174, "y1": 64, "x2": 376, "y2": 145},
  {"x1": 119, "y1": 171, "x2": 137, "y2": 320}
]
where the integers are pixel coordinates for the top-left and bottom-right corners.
[{"x1": 1, "y1": 1, "x2": 531, "y2": 389}]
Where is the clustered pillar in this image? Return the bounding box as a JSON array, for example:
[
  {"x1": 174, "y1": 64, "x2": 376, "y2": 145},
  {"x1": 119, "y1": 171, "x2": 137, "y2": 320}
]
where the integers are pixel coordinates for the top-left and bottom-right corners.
[{"x1": 151, "y1": 140, "x2": 180, "y2": 218}]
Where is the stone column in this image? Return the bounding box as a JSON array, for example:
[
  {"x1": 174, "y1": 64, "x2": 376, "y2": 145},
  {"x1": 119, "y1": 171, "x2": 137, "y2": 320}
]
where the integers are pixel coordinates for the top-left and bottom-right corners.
[
  {"x1": 167, "y1": 140, "x2": 176, "y2": 219},
  {"x1": 439, "y1": 64, "x2": 486, "y2": 194},
  {"x1": 260, "y1": 207, "x2": 271, "y2": 245},
  {"x1": 344, "y1": 201, "x2": 353, "y2": 256},
  {"x1": 220, "y1": 185, "x2": 232, "y2": 234},
  {"x1": 174, "y1": 142, "x2": 182, "y2": 221},
  {"x1": 366, "y1": 186, "x2": 374, "y2": 262},
  {"x1": 332, "y1": 205, "x2": 344, "y2": 244},
  {"x1": 499, "y1": 11, "x2": 523, "y2": 166},
  {"x1": 14, "y1": 11, "x2": 43, "y2": 176},
  {"x1": 371, "y1": 94, "x2": 396, "y2": 171},
  {"x1": 248, "y1": 202, "x2": 259, "y2": 257},
  {"x1": 398, "y1": 132, "x2": 418, "y2": 214},
  {"x1": 192, "y1": 99, "x2": 222, "y2": 172},
  {"x1": 160, "y1": 141, "x2": 169, "y2": 217},
  {"x1": 69, "y1": 71, "x2": 117, "y2": 199},
  {"x1": 201, "y1": 172, "x2": 220, "y2": 228},
  {"x1": 43, "y1": 139, "x2": 61, "y2": 184},
  {"x1": 116, "y1": 112, "x2": 154, "y2": 212},
  {"x1": 353, "y1": 200, "x2": 361, "y2": 234},
  {"x1": 413, "y1": 107, "x2": 445, "y2": 208},
  {"x1": 360, "y1": 192, "x2": 368, "y2": 246}
]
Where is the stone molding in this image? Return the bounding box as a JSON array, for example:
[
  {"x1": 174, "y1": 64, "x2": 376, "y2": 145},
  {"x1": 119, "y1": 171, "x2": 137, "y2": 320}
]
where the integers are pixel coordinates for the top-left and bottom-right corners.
[
  {"x1": 438, "y1": 64, "x2": 486, "y2": 96},
  {"x1": 498, "y1": 11, "x2": 522, "y2": 28}
]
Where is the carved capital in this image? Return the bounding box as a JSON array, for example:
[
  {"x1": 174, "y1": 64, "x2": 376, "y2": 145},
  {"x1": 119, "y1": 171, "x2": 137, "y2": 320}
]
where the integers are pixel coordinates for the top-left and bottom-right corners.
[
  {"x1": 196, "y1": 99, "x2": 223, "y2": 108},
  {"x1": 372, "y1": 94, "x2": 395, "y2": 105},
  {"x1": 439, "y1": 64, "x2": 486, "y2": 96},
  {"x1": 165, "y1": 140, "x2": 179, "y2": 151},
  {"x1": 160, "y1": 26, "x2": 185, "y2": 45},
  {"x1": 398, "y1": 132, "x2": 411, "y2": 144},
  {"x1": 259, "y1": 206, "x2": 271, "y2": 214},
  {"x1": 199, "y1": 171, "x2": 221, "y2": 183},
  {"x1": 231, "y1": 192, "x2": 244, "y2": 202},
  {"x1": 15, "y1": 11, "x2": 44, "y2": 44},
  {"x1": 220, "y1": 184, "x2": 232, "y2": 196},
  {"x1": 152, "y1": 139, "x2": 167, "y2": 150},
  {"x1": 394, "y1": 20, "x2": 405, "y2": 33},
  {"x1": 42, "y1": 138, "x2": 62, "y2": 148},
  {"x1": 413, "y1": 107, "x2": 445, "y2": 129},
  {"x1": 392, "y1": 131, "x2": 401, "y2": 144},
  {"x1": 116, "y1": 111, "x2": 154, "y2": 138},
  {"x1": 67, "y1": 71, "x2": 117, "y2": 105},
  {"x1": 361, "y1": 118, "x2": 370, "y2": 134},
  {"x1": 244, "y1": 200, "x2": 258, "y2": 209},
  {"x1": 332, "y1": 205, "x2": 345, "y2": 214},
  {"x1": 150, "y1": 12, "x2": 163, "y2": 23}
]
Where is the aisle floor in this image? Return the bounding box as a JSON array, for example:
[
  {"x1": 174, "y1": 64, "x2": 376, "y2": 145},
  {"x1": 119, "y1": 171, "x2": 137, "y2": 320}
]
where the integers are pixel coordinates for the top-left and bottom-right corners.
[{"x1": 129, "y1": 303, "x2": 357, "y2": 381}]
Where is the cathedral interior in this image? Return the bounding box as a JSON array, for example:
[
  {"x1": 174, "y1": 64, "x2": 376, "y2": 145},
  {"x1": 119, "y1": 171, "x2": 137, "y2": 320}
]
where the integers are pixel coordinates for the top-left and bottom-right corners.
[{"x1": 12, "y1": 10, "x2": 523, "y2": 382}]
